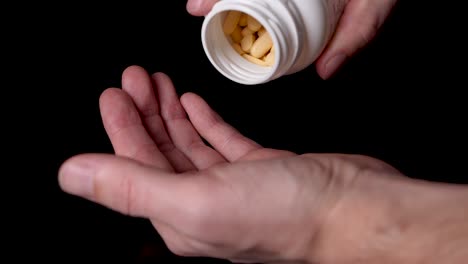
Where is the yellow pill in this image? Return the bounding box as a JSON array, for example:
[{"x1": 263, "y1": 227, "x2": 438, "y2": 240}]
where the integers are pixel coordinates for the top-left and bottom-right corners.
[
  {"x1": 241, "y1": 34, "x2": 256, "y2": 53},
  {"x1": 231, "y1": 26, "x2": 243, "y2": 43},
  {"x1": 223, "y1": 11, "x2": 242, "y2": 35},
  {"x1": 247, "y1": 15, "x2": 262, "y2": 32},
  {"x1": 250, "y1": 32, "x2": 273, "y2": 58},
  {"x1": 241, "y1": 27, "x2": 255, "y2": 37},
  {"x1": 243, "y1": 54, "x2": 269, "y2": 67},
  {"x1": 257, "y1": 27, "x2": 266, "y2": 37},
  {"x1": 232, "y1": 43, "x2": 245, "y2": 55},
  {"x1": 239, "y1": 13, "x2": 248, "y2": 27},
  {"x1": 264, "y1": 50, "x2": 275, "y2": 66}
]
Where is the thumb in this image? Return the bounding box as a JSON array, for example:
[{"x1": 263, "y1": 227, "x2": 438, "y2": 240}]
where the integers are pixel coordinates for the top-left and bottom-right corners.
[
  {"x1": 186, "y1": 0, "x2": 219, "y2": 16},
  {"x1": 58, "y1": 154, "x2": 187, "y2": 219},
  {"x1": 316, "y1": 0, "x2": 398, "y2": 79}
]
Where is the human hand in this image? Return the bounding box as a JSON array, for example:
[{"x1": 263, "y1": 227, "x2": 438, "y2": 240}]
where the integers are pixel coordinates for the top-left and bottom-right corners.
[
  {"x1": 186, "y1": 0, "x2": 399, "y2": 79},
  {"x1": 59, "y1": 66, "x2": 468, "y2": 263}
]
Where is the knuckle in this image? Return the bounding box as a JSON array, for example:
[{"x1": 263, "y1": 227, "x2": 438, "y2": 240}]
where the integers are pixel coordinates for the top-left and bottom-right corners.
[
  {"x1": 347, "y1": 0, "x2": 385, "y2": 47},
  {"x1": 93, "y1": 164, "x2": 148, "y2": 218},
  {"x1": 119, "y1": 173, "x2": 144, "y2": 217},
  {"x1": 162, "y1": 102, "x2": 186, "y2": 120}
]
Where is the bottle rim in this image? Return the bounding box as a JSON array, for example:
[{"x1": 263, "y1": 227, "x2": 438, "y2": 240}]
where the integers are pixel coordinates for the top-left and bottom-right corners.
[{"x1": 202, "y1": 1, "x2": 294, "y2": 85}]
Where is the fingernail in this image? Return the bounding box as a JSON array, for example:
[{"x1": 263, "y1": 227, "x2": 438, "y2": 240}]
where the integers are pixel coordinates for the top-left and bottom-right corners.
[
  {"x1": 324, "y1": 54, "x2": 347, "y2": 79},
  {"x1": 187, "y1": 0, "x2": 202, "y2": 12},
  {"x1": 59, "y1": 158, "x2": 95, "y2": 198}
]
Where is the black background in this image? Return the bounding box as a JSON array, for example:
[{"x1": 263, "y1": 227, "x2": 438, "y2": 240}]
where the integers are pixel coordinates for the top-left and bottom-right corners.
[{"x1": 9, "y1": 1, "x2": 467, "y2": 262}]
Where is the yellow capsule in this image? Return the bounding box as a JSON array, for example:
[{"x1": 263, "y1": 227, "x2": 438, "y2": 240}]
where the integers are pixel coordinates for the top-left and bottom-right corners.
[
  {"x1": 247, "y1": 15, "x2": 262, "y2": 32},
  {"x1": 257, "y1": 27, "x2": 266, "y2": 37},
  {"x1": 241, "y1": 27, "x2": 254, "y2": 37},
  {"x1": 241, "y1": 34, "x2": 256, "y2": 53},
  {"x1": 239, "y1": 13, "x2": 248, "y2": 27},
  {"x1": 250, "y1": 31, "x2": 273, "y2": 58},
  {"x1": 243, "y1": 54, "x2": 269, "y2": 67},
  {"x1": 230, "y1": 26, "x2": 243, "y2": 43},
  {"x1": 223, "y1": 11, "x2": 242, "y2": 35},
  {"x1": 264, "y1": 50, "x2": 275, "y2": 66},
  {"x1": 232, "y1": 43, "x2": 245, "y2": 55}
]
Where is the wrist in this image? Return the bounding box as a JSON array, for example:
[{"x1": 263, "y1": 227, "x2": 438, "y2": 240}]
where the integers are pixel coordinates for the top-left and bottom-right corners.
[
  {"x1": 306, "y1": 172, "x2": 468, "y2": 264},
  {"x1": 386, "y1": 178, "x2": 468, "y2": 263}
]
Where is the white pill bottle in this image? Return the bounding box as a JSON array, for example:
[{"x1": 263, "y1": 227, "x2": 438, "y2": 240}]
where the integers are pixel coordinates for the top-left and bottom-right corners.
[{"x1": 201, "y1": 0, "x2": 347, "y2": 85}]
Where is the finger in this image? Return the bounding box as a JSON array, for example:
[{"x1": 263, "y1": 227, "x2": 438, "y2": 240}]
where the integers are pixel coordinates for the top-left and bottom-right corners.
[
  {"x1": 58, "y1": 153, "x2": 194, "y2": 220},
  {"x1": 186, "y1": 0, "x2": 218, "y2": 16},
  {"x1": 180, "y1": 93, "x2": 262, "y2": 161},
  {"x1": 153, "y1": 73, "x2": 226, "y2": 169},
  {"x1": 99, "y1": 88, "x2": 173, "y2": 170},
  {"x1": 316, "y1": 0, "x2": 398, "y2": 79},
  {"x1": 121, "y1": 66, "x2": 195, "y2": 173}
]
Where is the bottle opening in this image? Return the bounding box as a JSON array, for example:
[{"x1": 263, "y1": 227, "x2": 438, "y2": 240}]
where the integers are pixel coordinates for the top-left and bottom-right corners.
[{"x1": 202, "y1": 10, "x2": 279, "y2": 85}]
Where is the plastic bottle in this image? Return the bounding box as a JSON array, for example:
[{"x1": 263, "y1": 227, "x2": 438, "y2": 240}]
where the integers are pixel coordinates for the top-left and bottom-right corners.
[{"x1": 201, "y1": 0, "x2": 347, "y2": 85}]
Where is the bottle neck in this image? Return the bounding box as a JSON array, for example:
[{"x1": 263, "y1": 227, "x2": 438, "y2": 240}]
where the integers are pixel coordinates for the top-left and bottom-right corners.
[{"x1": 202, "y1": 0, "x2": 302, "y2": 85}]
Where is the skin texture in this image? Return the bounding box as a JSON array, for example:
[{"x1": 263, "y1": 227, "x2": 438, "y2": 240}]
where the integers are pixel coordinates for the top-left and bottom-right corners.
[
  {"x1": 186, "y1": 0, "x2": 399, "y2": 79},
  {"x1": 59, "y1": 66, "x2": 468, "y2": 263}
]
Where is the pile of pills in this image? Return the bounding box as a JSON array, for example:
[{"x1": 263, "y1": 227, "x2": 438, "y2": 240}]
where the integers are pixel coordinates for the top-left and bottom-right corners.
[{"x1": 223, "y1": 10, "x2": 275, "y2": 67}]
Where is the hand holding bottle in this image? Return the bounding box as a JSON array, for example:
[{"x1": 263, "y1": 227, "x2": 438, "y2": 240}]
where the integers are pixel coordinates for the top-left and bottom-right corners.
[{"x1": 187, "y1": 0, "x2": 399, "y2": 79}]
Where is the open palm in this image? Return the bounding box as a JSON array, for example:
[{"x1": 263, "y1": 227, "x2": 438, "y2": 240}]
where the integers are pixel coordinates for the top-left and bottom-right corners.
[{"x1": 60, "y1": 65, "x2": 413, "y2": 263}]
